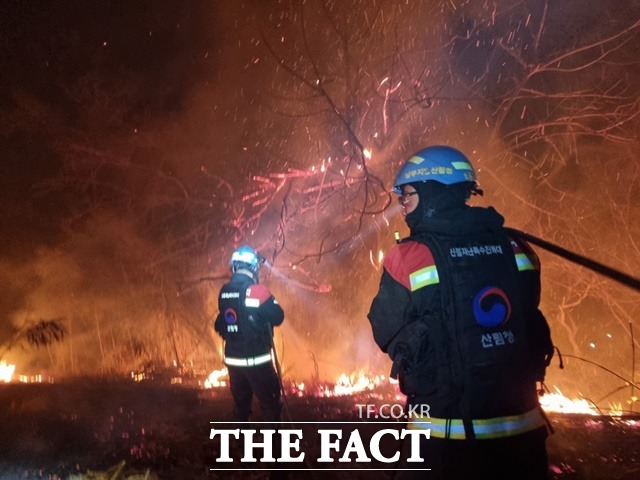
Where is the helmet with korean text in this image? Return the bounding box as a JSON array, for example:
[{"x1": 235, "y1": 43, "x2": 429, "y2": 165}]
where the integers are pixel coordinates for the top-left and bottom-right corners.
[{"x1": 393, "y1": 145, "x2": 482, "y2": 196}]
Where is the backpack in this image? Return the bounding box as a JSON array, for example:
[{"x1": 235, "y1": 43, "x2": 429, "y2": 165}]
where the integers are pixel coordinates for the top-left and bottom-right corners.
[
  {"x1": 218, "y1": 282, "x2": 271, "y2": 348},
  {"x1": 406, "y1": 228, "x2": 537, "y2": 432}
]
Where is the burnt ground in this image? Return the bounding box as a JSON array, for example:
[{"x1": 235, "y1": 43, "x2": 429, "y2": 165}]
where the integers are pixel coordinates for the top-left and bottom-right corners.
[{"x1": 0, "y1": 381, "x2": 639, "y2": 480}]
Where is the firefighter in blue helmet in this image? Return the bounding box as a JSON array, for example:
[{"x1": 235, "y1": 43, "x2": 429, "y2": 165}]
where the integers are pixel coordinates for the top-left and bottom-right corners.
[
  {"x1": 214, "y1": 245, "x2": 284, "y2": 422},
  {"x1": 368, "y1": 146, "x2": 554, "y2": 479}
]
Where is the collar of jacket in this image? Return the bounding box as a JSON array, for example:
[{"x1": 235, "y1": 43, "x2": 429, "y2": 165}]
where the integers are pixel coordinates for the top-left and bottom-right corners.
[
  {"x1": 410, "y1": 205, "x2": 505, "y2": 237},
  {"x1": 232, "y1": 270, "x2": 257, "y2": 283}
]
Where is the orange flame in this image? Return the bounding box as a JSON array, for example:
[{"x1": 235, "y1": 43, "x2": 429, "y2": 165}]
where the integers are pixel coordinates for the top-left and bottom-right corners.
[
  {"x1": 199, "y1": 367, "x2": 627, "y2": 418},
  {"x1": 0, "y1": 361, "x2": 15, "y2": 383},
  {"x1": 320, "y1": 370, "x2": 388, "y2": 397},
  {"x1": 204, "y1": 367, "x2": 229, "y2": 389},
  {"x1": 539, "y1": 386, "x2": 623, "y2": 416}
]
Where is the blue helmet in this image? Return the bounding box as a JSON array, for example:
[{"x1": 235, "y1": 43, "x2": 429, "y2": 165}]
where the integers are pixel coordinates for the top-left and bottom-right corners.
[
  {"x1": 230, "y1": 245, "x2": 261, "y2": 274},
  {"x1": 393, "y1": 145, "x2": 478, "y2": 194}
]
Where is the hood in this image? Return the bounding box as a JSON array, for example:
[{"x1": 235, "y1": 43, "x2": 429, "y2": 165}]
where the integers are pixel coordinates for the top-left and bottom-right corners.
[{"x1": 409, "y1": 205, "x2": 505, "y2": 236}]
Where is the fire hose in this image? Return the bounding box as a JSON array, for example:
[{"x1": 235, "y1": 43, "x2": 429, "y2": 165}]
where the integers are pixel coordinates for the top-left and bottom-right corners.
[
  {"x1": 504, "y1": 227, "x2": 640, "y2": 292},
  {"x1": 506, "y1": 227, "x2": 640, "y2": 414},
  {"x1": 270, "y1": 335, "x2": 292, "y2": 423}
]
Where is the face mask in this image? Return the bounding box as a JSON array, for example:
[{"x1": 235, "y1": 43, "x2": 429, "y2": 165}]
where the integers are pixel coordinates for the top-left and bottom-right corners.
[
  {"x1": 404, "y1": 181, "x2": 471, "y2": 231},
  {"x1": 405, "y1": 200, "x2": 426, "y2": 231}
]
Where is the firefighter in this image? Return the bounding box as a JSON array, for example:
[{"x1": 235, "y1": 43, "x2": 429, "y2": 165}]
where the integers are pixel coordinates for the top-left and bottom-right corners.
[
  {"x1": 215, "y1": 245, "x2": 284, "y2": 423},
  {"x1": 368, "y1": 146, "x2": 554, "y2": 479}
]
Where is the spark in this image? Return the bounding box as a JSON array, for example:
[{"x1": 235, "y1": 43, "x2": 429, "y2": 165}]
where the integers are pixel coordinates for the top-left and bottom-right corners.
[
  {"x1": 379, "y1": 78, "x2": 402, "y2": 135},
  {"x1": 369, "y1": 249, "x2": 384, "y2": 270},
  {"x1": 303, "y1": 179, "x2": 350, "y2": 194}
]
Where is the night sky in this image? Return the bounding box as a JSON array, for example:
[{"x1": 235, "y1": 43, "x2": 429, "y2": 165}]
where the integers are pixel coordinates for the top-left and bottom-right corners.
[{"x1": 1, "y1": 1, "x2": 640, "y2": 410}]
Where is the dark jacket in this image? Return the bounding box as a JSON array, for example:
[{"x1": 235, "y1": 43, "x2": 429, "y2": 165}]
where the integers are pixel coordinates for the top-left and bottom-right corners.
[
  {"x1": 368, "y1": 206, "x2": 553, "y2": 419},
  {"x1": 214, "y1": 272, "x2": 284, "y2": 359}
]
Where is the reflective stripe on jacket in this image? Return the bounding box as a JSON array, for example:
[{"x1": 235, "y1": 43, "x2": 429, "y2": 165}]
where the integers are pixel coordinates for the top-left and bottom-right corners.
[
  {"x1": 224, "y1": 353, "x2": 273, "y2": 367},
  {"x1": 408, "y1": 407, "x2": 546, "y2": 440}
]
